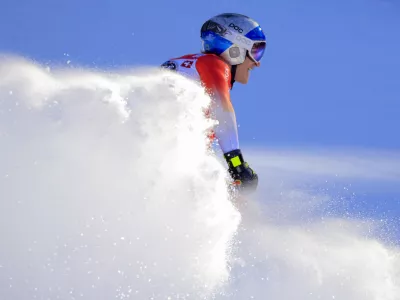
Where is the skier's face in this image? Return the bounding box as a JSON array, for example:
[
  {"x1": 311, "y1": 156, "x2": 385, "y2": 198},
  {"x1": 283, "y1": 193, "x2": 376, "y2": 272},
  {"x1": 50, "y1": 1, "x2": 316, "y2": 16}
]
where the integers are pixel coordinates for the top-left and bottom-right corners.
[{"x1": 235, "y1": 56, "x2": 260, "y2": 84}]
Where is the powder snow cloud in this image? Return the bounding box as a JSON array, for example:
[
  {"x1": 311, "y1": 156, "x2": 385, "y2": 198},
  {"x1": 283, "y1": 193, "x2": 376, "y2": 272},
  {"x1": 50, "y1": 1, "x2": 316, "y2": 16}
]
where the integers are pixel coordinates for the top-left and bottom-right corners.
[{"x1": 0, "y1": 56, "x2": 399, "y2": 300}]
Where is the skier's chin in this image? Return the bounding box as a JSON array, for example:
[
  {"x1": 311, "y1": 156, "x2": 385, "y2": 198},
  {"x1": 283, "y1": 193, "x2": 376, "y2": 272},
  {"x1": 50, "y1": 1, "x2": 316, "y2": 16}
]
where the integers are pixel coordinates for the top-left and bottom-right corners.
[
  {"x1": 237, "y1": 75, "x2": 249, "y2": 84},
  {"x1": 235, "y1": 72, "x2": 250, "y2": 84}
]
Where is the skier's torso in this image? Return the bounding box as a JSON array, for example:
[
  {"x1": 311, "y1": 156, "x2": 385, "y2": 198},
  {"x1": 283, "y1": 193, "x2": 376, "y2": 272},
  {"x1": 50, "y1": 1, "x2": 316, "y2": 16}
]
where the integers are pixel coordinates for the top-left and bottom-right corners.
[{"x1": 161, "y1": 53, "x2": 239, "y2": 153}]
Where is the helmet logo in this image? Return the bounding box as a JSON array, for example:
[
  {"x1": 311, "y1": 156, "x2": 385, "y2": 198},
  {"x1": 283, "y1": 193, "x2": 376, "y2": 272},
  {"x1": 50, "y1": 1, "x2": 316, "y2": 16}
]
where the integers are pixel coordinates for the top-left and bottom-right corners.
[
  {"x1": 229, "y1": 23, "x2": 244, "y2": 33},
  {"x1": 216, "y1": 25, "x2": 227, "y2": 35},
  {"x1": 235, "y1": 35, "x2": 251, "y2": 46},
  {"x1": 206, "y1": 21, "x2": 227, "y2": 35}
]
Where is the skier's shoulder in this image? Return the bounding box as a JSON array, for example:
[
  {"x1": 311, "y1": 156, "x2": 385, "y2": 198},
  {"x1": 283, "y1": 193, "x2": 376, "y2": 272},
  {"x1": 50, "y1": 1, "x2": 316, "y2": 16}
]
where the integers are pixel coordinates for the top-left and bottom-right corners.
[
  {"x1": 196, "y1": 54, "x2": 231, "y2": 87},
  {"x1": 196, "y1": 53, "x2": 227, "y2": 64},
  {"x1": 161, "y1": 53, "x2": 201, "y2": 71},
  {"x1": 161, "y1": 53, "x2": 231, "y2": 88},
  {"x1": 168, "y1": 53, "x2": 227, "y2": 66},
  {"x1": 195, "y1": 53, "x2": 229, "y2": 71}
]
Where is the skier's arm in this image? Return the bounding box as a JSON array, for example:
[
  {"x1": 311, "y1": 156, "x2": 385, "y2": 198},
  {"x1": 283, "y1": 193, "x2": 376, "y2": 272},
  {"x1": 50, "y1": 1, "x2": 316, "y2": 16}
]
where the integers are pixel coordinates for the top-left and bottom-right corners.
[
  {"x1": 196, "y1": 55, "x2": 239, "y2": 153},
  {"x1": 197, "y1": 55, "x2": 258, "y2": 194}
]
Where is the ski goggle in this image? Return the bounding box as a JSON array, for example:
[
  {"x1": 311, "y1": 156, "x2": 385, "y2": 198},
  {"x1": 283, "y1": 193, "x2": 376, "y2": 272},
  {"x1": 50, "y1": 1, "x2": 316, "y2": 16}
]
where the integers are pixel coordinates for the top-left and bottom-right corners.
[
  {"x1": 248, "y1": 42, "x2": 266, "y2": 63},
  {"x1": 225, "y1": 30, "x2": 267, "y2": 63}
]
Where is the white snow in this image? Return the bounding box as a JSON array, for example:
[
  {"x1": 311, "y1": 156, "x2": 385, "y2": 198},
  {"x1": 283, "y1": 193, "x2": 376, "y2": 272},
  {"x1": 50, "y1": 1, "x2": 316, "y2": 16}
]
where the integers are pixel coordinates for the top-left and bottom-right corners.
[{"x1": 0, "y1": 55, "x2": 400, "y2": 299}]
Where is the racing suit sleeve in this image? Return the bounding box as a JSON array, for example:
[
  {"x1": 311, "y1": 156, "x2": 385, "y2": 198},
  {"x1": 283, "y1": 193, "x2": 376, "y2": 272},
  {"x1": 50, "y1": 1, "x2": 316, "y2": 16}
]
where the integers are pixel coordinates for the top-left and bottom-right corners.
[{"x1": 196, "y1": 55, "x2": 239, "y2": 153}]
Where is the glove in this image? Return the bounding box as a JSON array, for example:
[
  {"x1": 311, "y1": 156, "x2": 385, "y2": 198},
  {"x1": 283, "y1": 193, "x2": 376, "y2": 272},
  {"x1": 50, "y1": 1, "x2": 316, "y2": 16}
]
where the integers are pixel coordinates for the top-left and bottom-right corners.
[{"x1": 224, "y1": 149, "x2": 258, "y2": 194}]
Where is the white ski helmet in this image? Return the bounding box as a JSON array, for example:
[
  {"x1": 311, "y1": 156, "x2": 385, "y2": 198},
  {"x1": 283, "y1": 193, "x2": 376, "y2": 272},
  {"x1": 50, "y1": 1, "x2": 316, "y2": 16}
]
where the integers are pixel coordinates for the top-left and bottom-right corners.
[{"x1": 200, "y1": 13, "x2": 267, "y2": 65}]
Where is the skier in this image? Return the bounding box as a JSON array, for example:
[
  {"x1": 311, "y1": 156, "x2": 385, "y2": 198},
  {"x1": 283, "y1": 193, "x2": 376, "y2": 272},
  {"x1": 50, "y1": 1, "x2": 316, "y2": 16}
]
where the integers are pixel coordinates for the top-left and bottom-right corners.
[{"x1": 161, "y1": 13, "x2": 266, "y2": 194}]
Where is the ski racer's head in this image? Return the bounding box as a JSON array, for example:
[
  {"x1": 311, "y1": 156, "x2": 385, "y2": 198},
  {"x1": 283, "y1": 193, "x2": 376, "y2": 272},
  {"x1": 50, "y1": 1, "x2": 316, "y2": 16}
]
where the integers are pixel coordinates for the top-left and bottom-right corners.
[{"x1": 200, "y1": 13, "x2": 266, "y2": 85}]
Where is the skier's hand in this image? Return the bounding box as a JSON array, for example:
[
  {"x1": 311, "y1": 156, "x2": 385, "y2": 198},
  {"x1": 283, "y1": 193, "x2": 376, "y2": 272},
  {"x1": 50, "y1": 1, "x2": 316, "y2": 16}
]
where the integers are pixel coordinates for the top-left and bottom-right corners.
[{"x1": 224, "y1": 149, "x2": 258, "y2": 194}]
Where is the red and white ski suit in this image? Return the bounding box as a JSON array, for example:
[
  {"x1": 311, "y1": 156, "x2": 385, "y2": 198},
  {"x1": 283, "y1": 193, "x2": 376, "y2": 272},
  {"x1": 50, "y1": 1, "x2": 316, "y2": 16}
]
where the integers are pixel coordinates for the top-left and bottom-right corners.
[{"x1": 162, "y1": 53, "x2": 239, "y2": 154}]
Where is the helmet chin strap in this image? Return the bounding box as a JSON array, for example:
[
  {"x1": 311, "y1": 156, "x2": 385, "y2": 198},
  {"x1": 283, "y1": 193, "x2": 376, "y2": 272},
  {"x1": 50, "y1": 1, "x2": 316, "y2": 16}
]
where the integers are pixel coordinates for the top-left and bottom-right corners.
[{"x1": 230, "y1": 65, "x2": 237, "y2": 89}]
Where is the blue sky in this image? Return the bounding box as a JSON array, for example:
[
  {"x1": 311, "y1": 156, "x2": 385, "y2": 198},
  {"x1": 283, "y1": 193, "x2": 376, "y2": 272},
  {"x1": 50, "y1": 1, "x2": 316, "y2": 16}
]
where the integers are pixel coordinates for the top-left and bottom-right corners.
[{"x1": 1, "y1": 0, "x2": 399, "y2": 149}]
